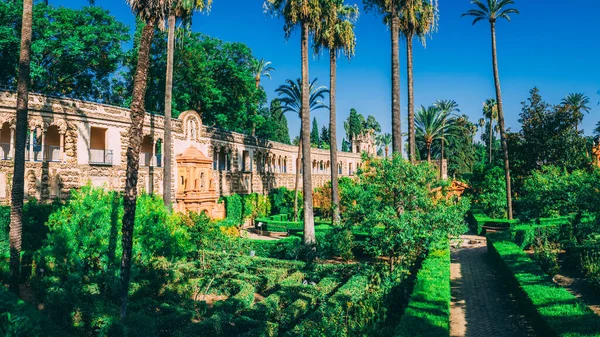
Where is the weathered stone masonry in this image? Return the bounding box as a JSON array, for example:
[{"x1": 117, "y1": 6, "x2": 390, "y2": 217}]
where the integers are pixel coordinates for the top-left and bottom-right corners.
[{"x1": 0, "y1": 91, "x2": 367, "y2": 210}]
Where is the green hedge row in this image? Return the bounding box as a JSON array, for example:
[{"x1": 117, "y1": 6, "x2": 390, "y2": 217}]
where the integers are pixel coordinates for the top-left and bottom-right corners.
[
  {"x1": 240, "y1": 277, "x2": 341, "y2": 337},
  {"x1": 395, "y1": 248, "x2": 450, "y2": 337},
  {"x1": 214, "y1": 280, "x2": 256, "y2": 313},
  {"x1": 466, "y1": 212, "x2": 519, "y2": 235},
  {"x1": 488, "y1": 231, "x2": 600, "y2": 337},
  {"x1": 286, "y1": 272, "x2": 391, "y2": 337}
]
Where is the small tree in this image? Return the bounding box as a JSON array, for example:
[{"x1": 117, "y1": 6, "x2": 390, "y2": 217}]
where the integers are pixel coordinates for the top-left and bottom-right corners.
[{"x1": 344, "y1": 155, "x2": 468, "y2": 271}]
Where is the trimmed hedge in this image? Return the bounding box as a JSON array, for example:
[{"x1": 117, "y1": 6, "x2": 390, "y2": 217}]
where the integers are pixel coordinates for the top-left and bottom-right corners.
[
  {"x1": 395, "y1": 248, "x2": 450, "y2": 337},
  {"x1": 467, "y1": 212, "x2": 518, "y2": 235},
  {"x1": 286, "y1": 274, "x2": 374, "y2": 336},
  {"x1": 488, "y1": 231, "x2": 600, "y2": 337}
]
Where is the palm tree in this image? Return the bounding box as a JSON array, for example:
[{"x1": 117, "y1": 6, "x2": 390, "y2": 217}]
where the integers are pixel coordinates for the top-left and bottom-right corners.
[
  {"x1": 434, "y1": 99, "x2": 459, "y2": 177},
  {"x1": 265, "y1": 0, "x2": 323, "y2": 244},
  {"x1": 363, "y1": 0, "x2": 402, "y2": 154},
  {"x1": 400, "y1": 0, "x2": 438, "y2": 162},
  {"x1": 377, "y1": 133, "x2": 392, "y2": 158},
  {"x1": 415, "y1": 105, "x2": 448, "y2": 162},
  {"x1": 8, "y1": 0, "x2": 33, "y2": 296},
  {"x1": 121, "y1": 0, "x2": 172, "y2": 319},
  {"x1": 561, "y1": 93, "x2": 591, "y2": 132},
  {"x1": 251, "y1": 59, "x2": 275, "y2": 136},
  {"x1": 313, "y1": 0, "x2": 357, "y2": 226},
  {"x1": 482, "y1": 98, "x2": 498, "y2": 163},
  {"x1": 463, "y1": 0, "x2": 518, "y2": 219},
  {"x1": 163, "y1": 0, "x2": 212, "y2": 210},
  {"x1": 275, "y1": 78, "x2": 328, "y2": 223}
]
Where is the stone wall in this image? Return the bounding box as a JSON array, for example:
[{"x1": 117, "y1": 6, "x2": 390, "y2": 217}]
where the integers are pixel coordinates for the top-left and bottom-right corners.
[{"x1": 0, "y1": 91, "x2": 369, "y2": 205}]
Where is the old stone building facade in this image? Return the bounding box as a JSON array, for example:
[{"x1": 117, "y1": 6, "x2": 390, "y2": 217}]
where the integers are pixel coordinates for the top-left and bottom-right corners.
[{"x1": 0, "y1": 91, "x2": 369, "y2": 209}]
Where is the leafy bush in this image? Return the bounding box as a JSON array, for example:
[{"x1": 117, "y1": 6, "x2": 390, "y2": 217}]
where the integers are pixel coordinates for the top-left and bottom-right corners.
[
  {"x1": 488, "y1": 231, "x2": 600, "y2": 336},
  {"x1": 533, "y1": 238, "x2": 560, "y2": 276},
  {"x1": 344, "y1": 155, "x2": 468, "y2": 270},
  {"x1": 222, "y1": 194, "x2": 243, "y2": 225},
  {"x1": 320, "y1": 224, "x2": 355, "y2": 261},
  {"x1": 269, "y1": 187, "x2": 301, "y2": 218},
  {"x1": 519, "y1": 167, "x2": 600, "y2": 220},
  {"x1": 581, "y1": 250, "x2": 600, "y2": 292},
  {"x1": 395, "y1": 248, "x2": 450, "y2": 337},
  {"x1": 242, "y1": 193, "x2": 271, "y2": 221},
  {"x1": 0, "y1": 286, "x2": 64, "y2": 337}
]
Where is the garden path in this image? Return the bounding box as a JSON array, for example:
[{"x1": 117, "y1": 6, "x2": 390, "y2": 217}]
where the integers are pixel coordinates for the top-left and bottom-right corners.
[{"x1": 450, "y1": 234, "x2": 537, "y2": 337}]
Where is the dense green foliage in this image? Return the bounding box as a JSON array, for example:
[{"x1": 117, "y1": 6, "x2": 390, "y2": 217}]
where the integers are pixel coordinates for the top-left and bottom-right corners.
[
  {"x1": 255, "y1": 99, "x2": 292, "y2": 144},
  {"x1": 395, "y1": 248, "x2": 450, "y2": 337},
  {"x1": 0, "y1": 287, "x2": 62, "y2": 337},
  {"x1": 0, "y1": 2, "x2": 129, "y2": 102},
  {"x1": 124, "y1": 27, "x2": 264, "y2": 133},
  {"x1": 466, "y1": 164, "x2": 507, "y2": 218},
  {"x1": 343, "y1": 155, "x2": 468, "y2": 269},
  {"x1": 488, "y1": 232, "x2": 600, "y2": 337}
]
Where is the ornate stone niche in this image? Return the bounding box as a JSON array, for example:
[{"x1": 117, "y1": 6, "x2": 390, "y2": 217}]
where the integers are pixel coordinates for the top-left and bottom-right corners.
[{"x1": 175, "y1": 146, "x2": 225, "y2": 219}]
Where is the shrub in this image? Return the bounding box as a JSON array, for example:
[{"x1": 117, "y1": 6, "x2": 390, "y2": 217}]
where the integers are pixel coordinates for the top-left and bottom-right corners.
[
  {"x1": 0, "y1": 286, "x2": 62, "y2": 337},
  {"x1": 320, "y1": 225, "x2": 354, "y2": 261},
  {"x1": 345, "y1": 156, "x2": 469, "y2": 270},
  {"x1": 395, "y1": 248, "x2": 450, "y2": 337},
  {"x1": 581, "y1": 250, "x2": 600, "y2": 292},
  {"x1": 269, "y1": 187, "x2": 301, "y2": 218},
  {"x1": 469, "y1": 165, "x2": 507, "y2": 218},
  {"x1": 533, "y1": 237, "x2": 560, "y2": 276},
  {"x1": 488, "y1": 231, "x2": 600, "y2": 336},
  {"x1": 222, "y1": 194, "x2": 243, "y2": 225}
]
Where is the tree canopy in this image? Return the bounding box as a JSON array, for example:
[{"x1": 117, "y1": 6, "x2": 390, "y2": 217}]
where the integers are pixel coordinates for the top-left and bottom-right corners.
[{"x1": 0, "y1": 2, "x2": 130, "y2": 102}]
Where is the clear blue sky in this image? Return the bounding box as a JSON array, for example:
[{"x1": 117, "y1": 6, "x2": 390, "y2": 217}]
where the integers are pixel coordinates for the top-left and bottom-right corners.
[{"x1": 53, "y1": 0, "x2": 600, "y2": 145}]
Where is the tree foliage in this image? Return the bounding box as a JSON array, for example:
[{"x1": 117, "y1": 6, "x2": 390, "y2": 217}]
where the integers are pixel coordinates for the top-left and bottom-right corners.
[
  {"x1": 0, "y1": 2, "x2": 129, "y2": 102},
  {"x1": 123, "y1": 27, "x2": 264, "y2": 133},
  {"x1": 342, "y1": 155, "x2": 468, "y2": 270}
]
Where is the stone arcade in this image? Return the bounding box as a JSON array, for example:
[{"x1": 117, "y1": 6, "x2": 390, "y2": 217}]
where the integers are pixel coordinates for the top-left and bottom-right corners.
[{"x1": 0, "y1": 91, "x2": 388, "y2": 214}]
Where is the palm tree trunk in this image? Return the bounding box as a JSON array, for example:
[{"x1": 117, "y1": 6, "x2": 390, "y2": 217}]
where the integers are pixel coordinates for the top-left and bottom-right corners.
[
  {"x1": 329, "y1": 50, "x2": 340, "y2": 225},
  {"x1": 293, "y1": 136, "x2": 301, "y2": 221},
  {"x1": 253, "y1": 78, "x2": 260, "y2": 137},
  {"x1": 407, "y1": 35, "x2": 415, "y2": 162},
  {"x1": 163, "y1": 14, "x2": 175, "y2": 210},
  {"x1": 427, "y1": 143, "x2": 431, "y2": 162},
  {"x1": 440, "y1": 137, "x2": 444, "y2": 178},
  {"x1": 300, "y1": 21, "x2": 315, "y2": 244},
  {"x1": 391, "y1": 6, "x2": 402, "y2": 155},
  {"x1": 9, "y1": 0, "x2": 33, "y2": 296},
  {"x1": 491, "y1": 21, "x2": 513, "y2": 220},
  {"x1": 488, "y1": 118, "x2": 492, "y2": 163},
  {"x1": 385, "y1": 146, "x2": 389, "y2": 158},
  {"x1": 120, "y1": 22, "x2": 155, "y2": 319}
]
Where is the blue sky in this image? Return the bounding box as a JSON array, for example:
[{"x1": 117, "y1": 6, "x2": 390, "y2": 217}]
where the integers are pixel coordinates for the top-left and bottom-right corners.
[{"x1": 53, "y1": 0, "x2": 600, "y2": 144}]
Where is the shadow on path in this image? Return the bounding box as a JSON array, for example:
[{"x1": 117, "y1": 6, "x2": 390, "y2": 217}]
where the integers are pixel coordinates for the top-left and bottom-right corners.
[{"x1": 450, "y1": 235, "x2": 537, "y2": 337}]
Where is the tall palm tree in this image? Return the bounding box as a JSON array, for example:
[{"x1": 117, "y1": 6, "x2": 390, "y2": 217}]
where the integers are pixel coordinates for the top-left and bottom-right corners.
[
  {"x1": 415, "y1": 105, "x2": 448, "y2": 162},
  {"x1": 313, "y1": 0, "x2": 357, "y2": 226},
  {"x1": 400, "y1": 0, "x2": 438, "y2": 162},
  {"x1": 265, "y1": 0, "x2": 323, "y2": 244},
  {"x1": 377, "y1": 133, "x2": 392, "y2": 158},
  {"x1": 251, "y1": 59, "x2": 275, "y2": 136},
  {"x1": 434, "y1": 99, "x2": 459, "y2": 177},
  {"x1": 275, "y1": 78, "x2": 328, "y2": 223},
  {"x1": 363, "y1": 0, "x2": 402, "y2": 154},
  {"x1": 482, "y1": 98, "x2": 497, "y2": 163},
  {"x1": 121, "y1": 0, "x2": 172, "y2": 319},
  {"x1": 561, "y1": 93, "x2": 591, "y2": 132},
  {"x1": 163, "y1": 0, "x2": 212, "y2": 210},
  {"x1": 463, "y1": 0, "x2": 518, "y2": 219},
  {"x1": 8, "y1": 0, "x2": 33, "y2": 296}
]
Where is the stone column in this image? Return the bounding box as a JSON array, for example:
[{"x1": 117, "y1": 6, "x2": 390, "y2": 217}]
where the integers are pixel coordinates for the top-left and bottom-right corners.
[
  {"x1": 40, "y1": 129, "x2": 46, "y2": 162},
  {"x1": 59, "y1": 132, "x2": 65, "y2": 162},
  {"x1": 151, "y1": 138, "x2": 156, "y2": 167},
  {"x1": 9, "y1": 127, "x2": 14, "y2": 159},
  {"x1": 29, "y1": 129, "x2": 34, "y2": 161}
]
